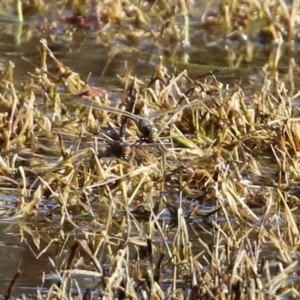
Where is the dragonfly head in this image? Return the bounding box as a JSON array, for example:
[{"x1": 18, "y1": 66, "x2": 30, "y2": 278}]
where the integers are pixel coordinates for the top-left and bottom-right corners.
[
  {"x1": 141, "y1": 124, "x2": 159, "y2": 143},
  {"x1": 104, "y1": 141, "x2": 132, "y2": 160},
  {"x1": 120, "y1": 143, "x2": 133, "y2": 161}
]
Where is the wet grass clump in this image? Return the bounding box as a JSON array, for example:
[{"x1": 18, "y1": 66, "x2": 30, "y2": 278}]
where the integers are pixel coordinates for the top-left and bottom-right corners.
[{"x1": 2, "y1": 1, "x2": 300, "y2": 300}]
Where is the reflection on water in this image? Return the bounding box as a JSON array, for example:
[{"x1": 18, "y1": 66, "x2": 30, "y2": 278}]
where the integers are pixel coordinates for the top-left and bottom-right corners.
[{"x1": 0, "y1": 16, "x2": 265, "y2": 94}]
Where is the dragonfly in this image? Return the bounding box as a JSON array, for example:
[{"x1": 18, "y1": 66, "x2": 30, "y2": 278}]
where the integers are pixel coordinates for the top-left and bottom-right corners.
[
  {"x1": 72, "y1": 95, "x2": 208, "y2": 145},
  {"x1": 42, "y1": 130, "x2": 133, "y2": 161}
]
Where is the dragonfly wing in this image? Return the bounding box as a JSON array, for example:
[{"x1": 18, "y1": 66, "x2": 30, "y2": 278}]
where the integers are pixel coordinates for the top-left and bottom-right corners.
[{"x1": 72, "y1": 96, "x2": 145, "y2": 121}]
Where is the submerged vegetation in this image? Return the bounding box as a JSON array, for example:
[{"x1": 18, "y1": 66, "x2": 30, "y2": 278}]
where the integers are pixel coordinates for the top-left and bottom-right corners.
[{"x1": 2, "y1": 0, "x2": 300, "y2": 299}]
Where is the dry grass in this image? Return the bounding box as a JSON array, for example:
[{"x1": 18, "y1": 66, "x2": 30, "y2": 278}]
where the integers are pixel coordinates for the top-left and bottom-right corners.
[{"x1": 1, "y1": 0, "x2": 300, "y2": 299}]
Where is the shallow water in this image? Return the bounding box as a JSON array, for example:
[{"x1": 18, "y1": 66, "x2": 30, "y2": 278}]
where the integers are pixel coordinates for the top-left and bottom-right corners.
[
  {"x1": 1, "y1": 3, "x2": 300, "y2": 297},
  {"x1": 0, "y1": 219, "x2": 51, "y2": 297}
]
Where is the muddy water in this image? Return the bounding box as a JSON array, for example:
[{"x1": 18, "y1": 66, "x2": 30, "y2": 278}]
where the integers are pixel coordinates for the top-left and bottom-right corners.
[{"x1": 0, "y1": 9, "x2": 300, "y2": 296}]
